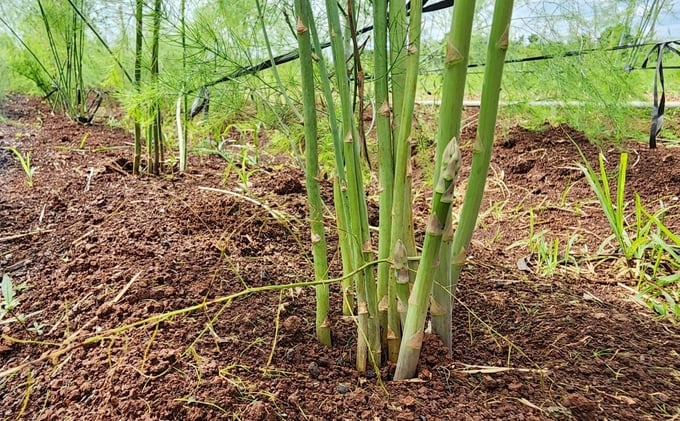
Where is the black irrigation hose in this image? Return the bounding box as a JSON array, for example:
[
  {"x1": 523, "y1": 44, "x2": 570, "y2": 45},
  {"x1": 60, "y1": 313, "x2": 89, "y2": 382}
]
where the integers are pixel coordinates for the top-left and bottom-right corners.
[
  {"x1": 642, "y1": 41, "x2": 680, "y2": 148},
  {"x1": 468, "y1": 41, "x2": 662, "y2": 68}
]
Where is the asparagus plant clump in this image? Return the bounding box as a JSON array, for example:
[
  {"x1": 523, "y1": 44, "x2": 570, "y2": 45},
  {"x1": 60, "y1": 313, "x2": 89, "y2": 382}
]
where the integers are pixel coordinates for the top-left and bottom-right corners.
[
  {"x1": 2, "y1": 0, "x2": 515, "y2": 379},
  {"x1": 289, "y1": 0, "x2": 514, "y2": 379}
]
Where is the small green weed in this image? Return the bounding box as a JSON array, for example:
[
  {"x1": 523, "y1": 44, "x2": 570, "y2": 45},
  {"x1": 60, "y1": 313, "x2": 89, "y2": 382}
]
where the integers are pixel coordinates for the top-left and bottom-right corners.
[
  {"x1": 577, "y1": 150, "x2": 680, "y2": 317},
  {"x1": 576, "y1": 152, "x2": 630, "y2": 258},
  {"x1": 1, "y1": 273, "x2": 43, "y2": 334},
  {"x1": 1, "y1": 273, "x2": 22, "y2": 317},
  {"x1": 509, "y1": 210, "x2": 580, "y2": 277},
  {"x1": 219, "y1": 148, "x2": 258, "y2": 190},
  {"x1": 3, "y1": 146, "x2": 35, "y2": 187},
  {"x1": 193, "y1": 128, "x2": 259, "y2": 190}
]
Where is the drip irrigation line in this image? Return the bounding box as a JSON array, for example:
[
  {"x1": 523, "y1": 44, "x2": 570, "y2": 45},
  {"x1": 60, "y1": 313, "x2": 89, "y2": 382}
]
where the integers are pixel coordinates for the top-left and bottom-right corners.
[
  {"x1": 442, "y1": 40, "x2": 676, "y2": 73},
  {"x1": 468, "y1": 41, "x2": 666, "y2": 68}
]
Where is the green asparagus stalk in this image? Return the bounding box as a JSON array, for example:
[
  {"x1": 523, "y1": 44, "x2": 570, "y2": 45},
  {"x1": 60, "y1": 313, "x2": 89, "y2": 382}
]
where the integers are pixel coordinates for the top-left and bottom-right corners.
[
  {"x1": 150, "y1": 0, "x2": 162, "y2": 175},
  {"x1": 448, "y1": 0, "x2": 515, "y2": 336},
  {"x1": 304, "y1": 0, "x2": 354, "y2": 317},
  {"x1": 373, "y1": 0, "x2": 394, "y2": 349},
  {"x1": 294, "y1": 0, "x2": 331, "y2": 346},
  {"x1": 394, "y1": 138, "x2": 461, "y2": 380},
  {"x1": 321, "y1": 0, "x2": 380, "y2": 371},
  {"x1": 388, "y1": 0, "x2": 423, "y2": 361},
  {"x1": 430, "y1": 0, "x2": 478, "y2": 351},
  {"x1": 132, "y1": 0, "x2": 143, "y2": 175}
]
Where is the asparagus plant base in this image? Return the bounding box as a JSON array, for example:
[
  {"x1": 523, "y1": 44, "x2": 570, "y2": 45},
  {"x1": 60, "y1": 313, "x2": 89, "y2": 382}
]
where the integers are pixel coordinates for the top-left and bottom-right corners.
[{"x1": 1, "y1": 98, "x2": 679, "y2": 420}]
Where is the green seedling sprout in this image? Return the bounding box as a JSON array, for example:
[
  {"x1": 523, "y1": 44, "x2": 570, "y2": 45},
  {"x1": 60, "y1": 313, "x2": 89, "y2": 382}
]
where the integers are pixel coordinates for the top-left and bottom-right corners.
[
  {"x1": 4, "y1": 146, "x2": 35, "y2": 187},
  {"x1": 1, "y1": 273, "x2": 36, "y2": 334},
  {"x1": 1, "y1": 273, "x2": 20, "y2": 316}
]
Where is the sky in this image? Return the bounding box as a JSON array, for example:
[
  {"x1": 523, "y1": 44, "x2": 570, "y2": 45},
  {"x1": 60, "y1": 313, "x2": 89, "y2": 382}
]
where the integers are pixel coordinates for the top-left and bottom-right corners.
[
  {"x1": 510, "y1": 1, "x2": 679, "y2": 41},
  {"x1": 421, "y1": 1, "x2": 679, "y2": 43}
]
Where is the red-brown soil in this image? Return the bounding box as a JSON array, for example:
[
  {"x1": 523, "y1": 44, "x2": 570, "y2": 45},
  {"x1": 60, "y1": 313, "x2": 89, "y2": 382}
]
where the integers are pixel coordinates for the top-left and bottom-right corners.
[{"x1": 1, "y1": 95, "x2": 679, "y2": 420}]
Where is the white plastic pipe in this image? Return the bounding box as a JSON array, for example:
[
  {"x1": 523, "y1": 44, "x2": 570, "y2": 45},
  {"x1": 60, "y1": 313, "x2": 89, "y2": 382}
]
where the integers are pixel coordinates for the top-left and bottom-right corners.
[{"x1": 416, "y1": 100, "x2": 680, "y2": 108}]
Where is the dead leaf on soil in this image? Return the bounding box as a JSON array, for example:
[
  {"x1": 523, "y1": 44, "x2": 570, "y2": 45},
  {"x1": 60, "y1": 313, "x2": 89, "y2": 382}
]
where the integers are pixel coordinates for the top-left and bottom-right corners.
[
  {"x1": 516, "y1": 255, "x2": 532, "y2": 272},
  {"x1": 514, "y1": 397, "x2": 545, "y2": 413}
]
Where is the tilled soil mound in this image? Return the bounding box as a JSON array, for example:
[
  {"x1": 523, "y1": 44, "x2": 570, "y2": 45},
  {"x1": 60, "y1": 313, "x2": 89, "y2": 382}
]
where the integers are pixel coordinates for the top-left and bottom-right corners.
[{"x1": 1, "y1": 95, "x2": 679, "y2": 420}]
